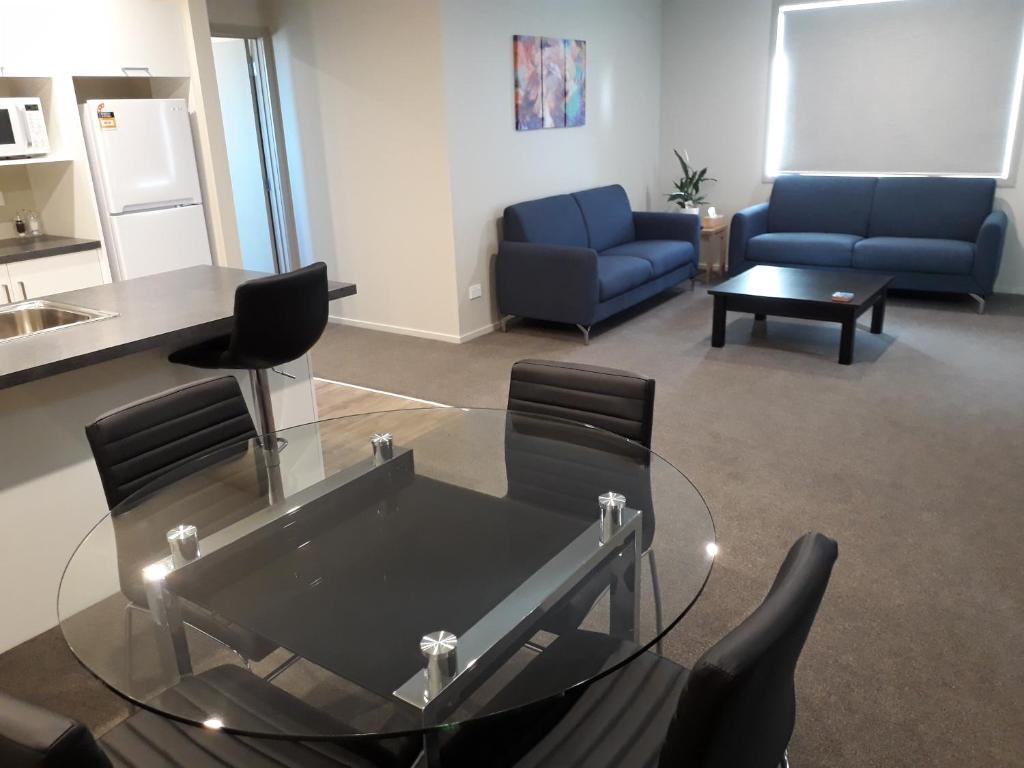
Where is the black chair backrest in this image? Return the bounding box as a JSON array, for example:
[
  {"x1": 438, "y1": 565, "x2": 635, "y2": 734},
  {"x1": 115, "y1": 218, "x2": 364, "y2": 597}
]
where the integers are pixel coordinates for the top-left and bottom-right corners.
[
  {"x1": 659, "y1": 532, "x2": 839, "y2": 768},
  {"x1": 227, "y1": 261, "x2": 329, "y2": 369},
  {"x1": 85, "y1": 376, "x2": 257, "y2": 511},
  {"x1": 507, "y1": 359, "x2": 656, "y2": 448},
  {"x1": 0, "y1": 691, "x2": 111, "y2": 767}
]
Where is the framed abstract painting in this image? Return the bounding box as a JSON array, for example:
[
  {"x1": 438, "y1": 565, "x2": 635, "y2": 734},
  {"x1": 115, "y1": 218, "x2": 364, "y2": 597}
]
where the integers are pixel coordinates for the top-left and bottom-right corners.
[
  {"x1": 565, "y1": 40, "x2": 586, "y2": 128},
  {"x1": 514, "y1": 34, "x2": 586, "y2": 131},
  {"x1": 514, "y1": 35, "x2": 542, "y2": 130}
]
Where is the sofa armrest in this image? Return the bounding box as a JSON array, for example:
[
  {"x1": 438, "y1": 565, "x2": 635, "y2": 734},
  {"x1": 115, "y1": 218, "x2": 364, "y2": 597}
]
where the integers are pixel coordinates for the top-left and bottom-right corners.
[
  {"x1": 633, "y1": 211, "x2": 701, "y2": 252},
  {"x1": 728, "y1": 202, "x2": 769, "y2": 276},
  {"x1": 974, "y1": 210, "x2": 1008, "y2": 296},
  {"x1": 0, "y1": 692, "x2": 111, "y2": 767},
  {"x1": 497, "y1": 241, "x2": 600, "y2": 325}
]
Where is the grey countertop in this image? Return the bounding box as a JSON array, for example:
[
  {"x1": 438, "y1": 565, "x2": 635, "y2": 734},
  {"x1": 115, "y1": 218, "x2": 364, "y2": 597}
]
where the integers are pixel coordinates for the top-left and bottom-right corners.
[
  {"x1": 0, "y1": 235, "x2": 102, "y2": 265},
  {"x1": 0, "y1": 265, "x2": 356, "y2": 391}
]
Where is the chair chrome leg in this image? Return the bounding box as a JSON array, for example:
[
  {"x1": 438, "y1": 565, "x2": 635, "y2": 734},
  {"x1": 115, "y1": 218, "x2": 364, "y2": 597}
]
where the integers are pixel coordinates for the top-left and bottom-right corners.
[
  {"x1": 576, "y1": 324, "x2": 591, "y2": 345},
  {"x1": 648, "y1": 551, "x2": 664, "y2": 655},
  {"x1": 969, "y1": 293, "x2": 986, "y2": 314},
  {"x1": 499, "y1": 314, "x2": 515, "y2": 332},
  {"x1": 780, "y1": 748, "x2": 790, "y2": 768}
]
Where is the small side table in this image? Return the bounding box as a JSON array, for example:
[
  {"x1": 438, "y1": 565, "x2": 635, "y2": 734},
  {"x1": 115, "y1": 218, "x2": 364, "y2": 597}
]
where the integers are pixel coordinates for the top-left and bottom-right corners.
[{"x1": 700, "y1": 218, "x2": 729, "y2": 282}]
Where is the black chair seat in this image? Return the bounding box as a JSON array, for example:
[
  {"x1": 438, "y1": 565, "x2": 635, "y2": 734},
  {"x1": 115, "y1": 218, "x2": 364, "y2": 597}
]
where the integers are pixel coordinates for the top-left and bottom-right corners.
[
  {"x1": 445, "y1": 630, "x2": 687, "y2": 768},
  {"x1": 167, "y1": 335, "x2": 232, "y2": 369},
  {"x1": 168, "y1": 262, "x2": 330, "y2": 373},
  {"x1": 100, "y1": 665, "x2": 418, "y2": 768}
]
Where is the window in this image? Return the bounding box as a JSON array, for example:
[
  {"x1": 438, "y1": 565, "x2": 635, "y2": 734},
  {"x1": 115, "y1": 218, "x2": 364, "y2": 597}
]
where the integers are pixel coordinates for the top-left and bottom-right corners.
[{"x1": 765, "y1": 0, "x2": 1024, "y2": 179}]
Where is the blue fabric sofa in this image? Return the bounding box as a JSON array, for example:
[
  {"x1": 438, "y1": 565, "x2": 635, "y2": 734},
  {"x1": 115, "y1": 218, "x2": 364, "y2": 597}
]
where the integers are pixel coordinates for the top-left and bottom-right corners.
[
  {"x1": 729, "y1": 175, "x2": 1007, "y2": 311},
  {"x1": 497, "y1": 185, "x2": 700, "y2": 342}
]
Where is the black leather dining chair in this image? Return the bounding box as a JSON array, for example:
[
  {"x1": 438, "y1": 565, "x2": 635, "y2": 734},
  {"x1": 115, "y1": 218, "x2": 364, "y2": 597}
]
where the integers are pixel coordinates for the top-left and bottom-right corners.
[
  {"x1": 85, "y1": 375, "x2": 275, "y2": 666},
  {"x1": 507, "y1": 359, "x2": 656, "y2": 448},
  {"x1": 442, "y1": 532, "x2": 839, "y2": 768},
  {"x1": 505, "y1": 359, "x2": 662, "y2": 640},
  {"x1": 0, "y1": 665, "x2": 418, "y2": 768},
  {"x1": 168, "y1": 262, "x2": 329, "y2": 442}
]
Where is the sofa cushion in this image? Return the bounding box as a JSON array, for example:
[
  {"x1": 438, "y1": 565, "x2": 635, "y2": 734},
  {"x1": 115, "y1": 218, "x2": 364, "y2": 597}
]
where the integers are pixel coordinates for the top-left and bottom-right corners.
[
  {"x1": 747, "y1": 232, "x2": 859, "y2": 267},
  {"x1": 504, "y1": 194, "x2": 588, "y2": 247},
  {"x1": 853, "y1": 237, "x2": 974, "y2": 275},
  {"x1": 768, "y1": 175, "x2": 877, "y2": 236},
  {"x1": 868, "y1": 177, "x2": 996, "y2": 241},
  {"x1": 601, "y1": 240, "x2": 696, "y2": 277},
  {"x1": 574, "y1": 185, "x2": 636, "y2": 251},
  {"x1": 597, "y1": 255, "x2": 654, "y2": 301}
]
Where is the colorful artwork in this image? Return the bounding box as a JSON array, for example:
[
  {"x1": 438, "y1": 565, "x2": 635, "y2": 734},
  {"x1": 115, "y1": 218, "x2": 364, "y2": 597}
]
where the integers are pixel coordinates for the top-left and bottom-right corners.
[
  {"x1": 541, "y1": 37, "x2": 566, "y2": 128},
  {"x1": 565, "y1": 40, "x2": 587, "y2": 128},
  {"x1": 514, "y1": 34, "x2": 586, "y2": 131},
  {"x1": 514, "y1": 35, "x2": 542, "y2": 130}
]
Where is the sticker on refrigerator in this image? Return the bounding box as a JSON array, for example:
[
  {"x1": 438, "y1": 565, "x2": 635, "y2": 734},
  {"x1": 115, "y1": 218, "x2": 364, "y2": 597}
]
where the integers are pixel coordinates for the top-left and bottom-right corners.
[{"x1": 96, "y1": 103, "x2": 116, "y2": 130}]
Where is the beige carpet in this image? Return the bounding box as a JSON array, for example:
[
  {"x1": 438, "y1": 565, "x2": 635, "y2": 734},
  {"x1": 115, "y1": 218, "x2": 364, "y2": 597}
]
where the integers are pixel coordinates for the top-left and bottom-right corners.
[{"x1": 312, "y1": 285, "x2": 1024, "y2": 768}]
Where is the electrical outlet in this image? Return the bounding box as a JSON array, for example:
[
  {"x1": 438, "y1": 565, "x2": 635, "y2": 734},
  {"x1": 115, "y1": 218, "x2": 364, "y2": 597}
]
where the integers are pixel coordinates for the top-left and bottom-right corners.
[{"x1": 468, "y1": 283, "x2": 482, "y2": 300}]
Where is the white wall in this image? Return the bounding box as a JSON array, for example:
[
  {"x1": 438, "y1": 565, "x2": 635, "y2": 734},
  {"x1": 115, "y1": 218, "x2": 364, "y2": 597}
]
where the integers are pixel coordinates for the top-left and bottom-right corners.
[
  {"x1": 660, "y1": 0, "x2": 1024, "y2": 294},
  {"x1": 440, "y1": 0, "x2": 665, "y2": 338},
  {"x1": 263, "y1": 0, "x2": 462, "y2": 340}
]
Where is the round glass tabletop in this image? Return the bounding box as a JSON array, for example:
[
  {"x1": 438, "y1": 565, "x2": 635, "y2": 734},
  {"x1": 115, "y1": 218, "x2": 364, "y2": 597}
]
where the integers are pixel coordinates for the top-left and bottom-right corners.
[{"x1": 59, "y1": 408, "x2": 715, "y2": 741}]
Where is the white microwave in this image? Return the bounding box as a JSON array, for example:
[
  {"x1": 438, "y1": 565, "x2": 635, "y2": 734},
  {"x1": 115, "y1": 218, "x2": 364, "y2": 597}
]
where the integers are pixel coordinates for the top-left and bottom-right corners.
[{"x1": 0, "y1": 98, "x2": 50, "y2": 160}]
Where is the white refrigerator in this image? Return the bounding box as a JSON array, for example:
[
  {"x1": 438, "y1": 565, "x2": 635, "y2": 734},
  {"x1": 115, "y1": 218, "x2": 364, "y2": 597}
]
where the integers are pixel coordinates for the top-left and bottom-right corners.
[{"x1": 81, "y1": 98, "x2": 213, "y2": 281}]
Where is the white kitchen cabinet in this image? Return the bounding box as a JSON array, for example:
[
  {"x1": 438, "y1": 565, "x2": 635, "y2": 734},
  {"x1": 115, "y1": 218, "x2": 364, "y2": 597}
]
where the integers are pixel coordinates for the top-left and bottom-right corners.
[
  {"x1": 1, "y1": 0, "x2": 189, "y2": 78},
  {"x1": 0, "y1": 265, "x2": 13, "y2": 304},
  {"x1": 5, "y1": 249, "x2": 105, "y2": 301}
]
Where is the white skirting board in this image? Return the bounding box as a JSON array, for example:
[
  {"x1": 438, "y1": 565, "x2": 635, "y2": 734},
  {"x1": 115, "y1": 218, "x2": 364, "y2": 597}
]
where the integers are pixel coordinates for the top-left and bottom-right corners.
[{"x1": 328, "y1": 314, "x2": 498, "y2": 344}]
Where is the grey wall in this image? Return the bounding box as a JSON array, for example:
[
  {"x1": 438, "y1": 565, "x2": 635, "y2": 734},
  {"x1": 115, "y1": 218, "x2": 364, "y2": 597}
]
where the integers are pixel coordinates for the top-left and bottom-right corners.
[{"x1": 661, "y1": 0, "x2": 1024, "y2": 294}]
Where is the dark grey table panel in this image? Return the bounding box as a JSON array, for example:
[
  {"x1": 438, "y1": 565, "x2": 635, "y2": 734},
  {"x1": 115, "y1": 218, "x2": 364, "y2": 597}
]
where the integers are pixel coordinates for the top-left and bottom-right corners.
[{"x1": 0, "y1": 265, "x2": 356, "y2": 390}]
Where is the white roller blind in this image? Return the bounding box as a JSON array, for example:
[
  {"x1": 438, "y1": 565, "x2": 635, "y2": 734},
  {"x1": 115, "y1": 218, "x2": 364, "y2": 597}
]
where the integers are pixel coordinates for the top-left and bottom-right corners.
[{"x1": 766, "y1": 0, "x2": 1024, "y2": 177}]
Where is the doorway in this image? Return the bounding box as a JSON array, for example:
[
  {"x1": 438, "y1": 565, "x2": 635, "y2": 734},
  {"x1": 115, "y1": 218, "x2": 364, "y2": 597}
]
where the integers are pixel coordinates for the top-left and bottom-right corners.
[{"x1": 211, "y1": 32, "x2": 296, "y2": 274}]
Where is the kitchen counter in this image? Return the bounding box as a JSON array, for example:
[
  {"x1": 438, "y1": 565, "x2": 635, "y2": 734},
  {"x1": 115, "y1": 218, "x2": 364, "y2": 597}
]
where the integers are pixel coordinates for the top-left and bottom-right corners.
[
  {"x1": 0, "y1": 264, "x2": 355, "y2": 652},
  {"x1": 0, "y1": 234, "x2": 102, "y2": 264},
  {"x1": 0, "y1": 265, "x2": 357, "y2": 390}
]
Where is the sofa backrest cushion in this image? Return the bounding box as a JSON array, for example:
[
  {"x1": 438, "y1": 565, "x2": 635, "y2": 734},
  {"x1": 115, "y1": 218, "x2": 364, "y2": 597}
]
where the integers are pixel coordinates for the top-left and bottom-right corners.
[
  {"x1": 573, "y1": 185, "x2": 636, "y2": 251},
  {"x1": 503, "y1": 194, "x2": 589, "y2": 248},
  {"x1": 868, "y1": 177, "x2": 995, "y2": 241},
  {"x1": 768, "y1": 175, "x2": 877, "y2": 236}
]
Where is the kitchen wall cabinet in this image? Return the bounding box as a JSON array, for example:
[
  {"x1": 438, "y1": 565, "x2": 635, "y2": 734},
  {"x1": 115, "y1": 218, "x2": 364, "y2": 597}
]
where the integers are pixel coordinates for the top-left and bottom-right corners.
[
  {"x1": 1, "y1": 250, "x2": 105, "y2": 302},
  {"x1": 0, "y1": 0, "x2": 190, "y2": 78}
]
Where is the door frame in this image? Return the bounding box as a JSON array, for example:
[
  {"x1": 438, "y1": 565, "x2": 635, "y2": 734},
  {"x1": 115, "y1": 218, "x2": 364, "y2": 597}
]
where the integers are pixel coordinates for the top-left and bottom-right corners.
[{"x1": 210, "y1": 23, "x2": 300, "y2": 273}]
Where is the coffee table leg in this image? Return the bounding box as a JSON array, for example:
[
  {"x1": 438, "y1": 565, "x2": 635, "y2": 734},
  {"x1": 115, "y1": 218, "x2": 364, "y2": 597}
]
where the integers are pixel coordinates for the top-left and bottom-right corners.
[
  {"x1": 754, "y1": 313, "x2": 766, "y2": 322},
  {"x1": 839, "y1": 317, "x2": 856, "y2": 365},
  {"x1": 871, "y1": 291, "x2": 886, "y2": 334},
  {"x1": 712, "y1": 295, "x2": 726, "y2": 347}
]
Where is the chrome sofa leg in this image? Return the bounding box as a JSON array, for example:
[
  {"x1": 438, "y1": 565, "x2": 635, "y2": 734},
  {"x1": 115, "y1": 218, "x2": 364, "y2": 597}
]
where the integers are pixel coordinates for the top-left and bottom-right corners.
[
  {"x1": 500, "y1": 314, "x2": 515, "y2": 332},
  {"x1": 969, "y1": 293, "x2": 986, "y2": 314},
  {"x1": 576, "y1": 324, "x2": 591, "y2": 345},
  {"x1": 779, "y1": 748, "x2": 790, "y2": 768}
]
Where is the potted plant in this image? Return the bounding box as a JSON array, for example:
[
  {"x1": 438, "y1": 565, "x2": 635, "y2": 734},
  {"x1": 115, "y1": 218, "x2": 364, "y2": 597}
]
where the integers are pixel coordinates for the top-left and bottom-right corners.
[{"x1": 667, "y1": 149, "x2": 716, "y2": 218}]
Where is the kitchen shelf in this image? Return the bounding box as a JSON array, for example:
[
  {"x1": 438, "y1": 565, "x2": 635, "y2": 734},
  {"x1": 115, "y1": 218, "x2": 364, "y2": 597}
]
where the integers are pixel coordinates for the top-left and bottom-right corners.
[{"x1": 0, "y1": 155, "x2": 73, "y2": 168}]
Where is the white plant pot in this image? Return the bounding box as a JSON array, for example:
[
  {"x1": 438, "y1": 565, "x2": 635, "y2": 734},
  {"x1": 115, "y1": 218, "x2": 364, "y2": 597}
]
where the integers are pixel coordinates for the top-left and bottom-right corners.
[{"x1": 681, "y1": 205, "x2": 701, "y2": 218}]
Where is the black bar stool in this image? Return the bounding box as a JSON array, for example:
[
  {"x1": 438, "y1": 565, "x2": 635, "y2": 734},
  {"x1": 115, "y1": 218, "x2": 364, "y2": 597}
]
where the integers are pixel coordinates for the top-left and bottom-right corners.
[{"x1": 169, "y1": 262, "x2": 329, "y2": 445}]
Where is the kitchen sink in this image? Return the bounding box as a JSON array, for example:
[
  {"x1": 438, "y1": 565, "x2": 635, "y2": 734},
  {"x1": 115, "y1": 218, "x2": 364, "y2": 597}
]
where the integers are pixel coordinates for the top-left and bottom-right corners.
[{"x1": 0, "y1": 300, "x2": 118, "y2": 343}]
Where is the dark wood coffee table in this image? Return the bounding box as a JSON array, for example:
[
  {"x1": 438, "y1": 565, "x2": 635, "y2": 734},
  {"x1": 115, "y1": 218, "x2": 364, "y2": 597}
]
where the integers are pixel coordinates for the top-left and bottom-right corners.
[{"x1": 708, "y1": 265, "x2": 893, "y2": 365}]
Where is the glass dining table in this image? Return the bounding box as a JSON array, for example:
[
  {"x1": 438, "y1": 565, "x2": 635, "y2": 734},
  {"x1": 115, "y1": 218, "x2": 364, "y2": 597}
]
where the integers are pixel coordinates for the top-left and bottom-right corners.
[{"x1": 58, "y1": 407, "x2": 715, "y2": 762}]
